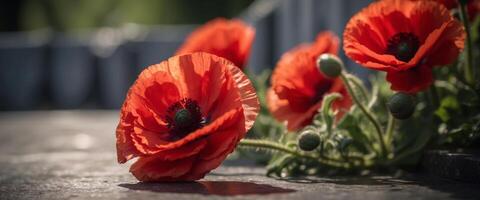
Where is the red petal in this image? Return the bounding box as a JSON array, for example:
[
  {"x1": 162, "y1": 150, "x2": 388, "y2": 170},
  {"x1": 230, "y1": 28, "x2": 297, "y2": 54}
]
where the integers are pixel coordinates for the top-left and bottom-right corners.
[{"x1": 386, "y1": 64, "x2": 433, "y2": 93}]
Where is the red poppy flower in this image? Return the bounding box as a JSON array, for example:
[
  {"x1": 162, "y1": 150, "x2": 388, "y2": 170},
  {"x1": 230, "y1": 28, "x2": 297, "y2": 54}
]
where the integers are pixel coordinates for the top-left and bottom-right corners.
[
  {"x1": 344, "y1": 0, "x2": 465, "y2": 93},
  {"x1": 116, "y1": 52, "x2": 259, "y2": 182},
  {"x1": 267, "y1": 32, "x2": 353, "y2": 131},
  {"x1": 175, "y1": 18, "x2": 255, "y2": 70}
]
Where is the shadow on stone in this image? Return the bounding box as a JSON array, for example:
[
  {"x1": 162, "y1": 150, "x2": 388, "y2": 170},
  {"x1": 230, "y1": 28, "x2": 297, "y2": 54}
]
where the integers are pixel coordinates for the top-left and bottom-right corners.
[
  {"x1": 119, "y1": 181, "x2": 295, "y2": 196},
  {"x1": 209, "y1": 172, "x2": 262, "y2": 177}
]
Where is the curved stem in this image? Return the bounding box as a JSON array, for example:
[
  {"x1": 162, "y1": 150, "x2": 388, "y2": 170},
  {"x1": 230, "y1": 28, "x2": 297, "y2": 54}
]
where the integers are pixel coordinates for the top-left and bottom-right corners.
[
  {"x1": 459, "y1": 2, "x2": 475, "y2": 85},
  {"x1": 385, "y1": 114, "x2": 396, "y2": 155},
  {"x1": 385, "y1": 115, "x2": 395, "y2": 142},
  {"x1": 239, "y1": 139, "x2": 351, "y2": 168},
  {"x1": 368, "y1": 85, "x2": 379, "y2": 109},
  {"x1": 347, "y1": 74, "x2": 370, "y2": 102},
  {"x1": 340, "y1": 73, "x2": 387, "y2": 157}
]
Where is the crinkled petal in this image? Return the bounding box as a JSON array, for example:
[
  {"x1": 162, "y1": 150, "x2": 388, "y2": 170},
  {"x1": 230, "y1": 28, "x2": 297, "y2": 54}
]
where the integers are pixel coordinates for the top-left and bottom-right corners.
[{"x1": 386, "y1": 64, "x2": 433, "y2": 93}]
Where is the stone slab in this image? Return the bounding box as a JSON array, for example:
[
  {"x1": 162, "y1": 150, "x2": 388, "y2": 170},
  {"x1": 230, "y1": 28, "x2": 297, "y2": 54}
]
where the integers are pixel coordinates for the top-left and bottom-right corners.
[{"x1": 0, "y1": 111, "x2": 479, "y2": 200}]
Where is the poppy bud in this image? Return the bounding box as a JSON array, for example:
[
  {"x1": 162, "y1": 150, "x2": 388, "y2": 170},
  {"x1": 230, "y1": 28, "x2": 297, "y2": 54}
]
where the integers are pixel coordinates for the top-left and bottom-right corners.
[
  {"x1": 387, "y1": 92, "x2": 416, "y2": 119},
  {"x1": 298, "y1": 130, "x2": 321, "y2": 151},
  {"x1": 316, "y1": 54, "x2": 344, "y2": 78}
]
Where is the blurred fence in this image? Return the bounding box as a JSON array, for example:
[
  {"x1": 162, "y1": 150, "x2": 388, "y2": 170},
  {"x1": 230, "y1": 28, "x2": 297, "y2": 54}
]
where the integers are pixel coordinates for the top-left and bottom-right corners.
[{"x1": 0, "y1": 0, "x2": 371, "y2": 110}]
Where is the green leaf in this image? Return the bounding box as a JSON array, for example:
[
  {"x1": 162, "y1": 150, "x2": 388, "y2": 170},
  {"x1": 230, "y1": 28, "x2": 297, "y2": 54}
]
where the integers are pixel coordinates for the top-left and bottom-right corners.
[
  {"x1": 391, "y1": 130, "x2": 433, "y2": 166},
  {"x1": 337, "y1": 112, "x2": 371, "y2": 153},
  {"x1": 320, "y1": 93, "x2": 343, "y2": 132},
  {"x1": 434, "y1": 96, "x2": 460, "y2": 122},
  {"x1": 439, "y1": 118, "x2": 480, "y2": 147}
]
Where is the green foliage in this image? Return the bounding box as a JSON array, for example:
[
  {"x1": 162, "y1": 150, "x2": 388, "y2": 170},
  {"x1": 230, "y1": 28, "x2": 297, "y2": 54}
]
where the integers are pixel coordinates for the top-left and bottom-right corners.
[
  {"x1": 429, "y1": 43, "x2": 480, "y2": 148},
  {"x1": 238, "y1": 70, "x2": 449, "y2": 177},
  {"x1": 337, "y1": 111, "x2": 372, "y2": 154},
  {"x1": 239, "y1": 72, "x2": 385, "y2": 176},
  {"x1": 434, "y1": 84, "x2": 480, "y2": 148},
  {"x1": 435, "y1": 96, "x2": 460, "y2": 122}
]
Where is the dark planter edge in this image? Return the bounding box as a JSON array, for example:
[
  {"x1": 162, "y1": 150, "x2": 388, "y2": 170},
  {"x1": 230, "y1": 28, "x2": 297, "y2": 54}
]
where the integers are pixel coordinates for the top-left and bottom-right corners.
[{"x1": 422, "y1": 149, "x2": 480, "y2": 183}]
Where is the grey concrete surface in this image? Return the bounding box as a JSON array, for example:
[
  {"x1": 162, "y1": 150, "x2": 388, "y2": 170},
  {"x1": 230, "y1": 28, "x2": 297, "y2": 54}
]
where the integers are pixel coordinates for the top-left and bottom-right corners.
[{"x1": 0, "y1": 111, "x2": 479, "y2": 200}]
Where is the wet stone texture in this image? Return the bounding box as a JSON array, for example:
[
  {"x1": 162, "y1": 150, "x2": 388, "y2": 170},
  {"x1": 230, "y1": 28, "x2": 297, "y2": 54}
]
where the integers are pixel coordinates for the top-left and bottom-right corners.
[{"x1": 0, "y1": 111, "x2": 479, "y2": 200}]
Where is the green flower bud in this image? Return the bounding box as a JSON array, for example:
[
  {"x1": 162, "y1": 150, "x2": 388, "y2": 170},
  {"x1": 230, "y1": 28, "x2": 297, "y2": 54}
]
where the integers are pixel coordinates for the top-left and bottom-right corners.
[
  {"x1": 316, "y1": 54, "x2": 344, "y2": 78},
  {"x1": 298, "y1": 130, "x2": 321, "y2": 151},
  {"x1": 388, "y1": 92, "x2": 416, "y2": 119}
]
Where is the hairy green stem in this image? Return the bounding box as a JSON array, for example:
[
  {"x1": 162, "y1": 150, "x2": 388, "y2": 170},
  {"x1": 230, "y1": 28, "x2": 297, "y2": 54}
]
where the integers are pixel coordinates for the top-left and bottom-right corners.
[
  {"x1": 459, "y1": 2, "x2": 475, "y2": 85},
  {"x1": 239, "y1": 139, "x2": 351, "y2": 168},
  {"x1": 340, "y1": 73, "x2": 387, "y2": 157},
  {"x1": 347, "y1": 74, "x2": 370, "y2": 102},
  {"x1": 368, "y1": 85, "x2": 379, "y2": 109}
]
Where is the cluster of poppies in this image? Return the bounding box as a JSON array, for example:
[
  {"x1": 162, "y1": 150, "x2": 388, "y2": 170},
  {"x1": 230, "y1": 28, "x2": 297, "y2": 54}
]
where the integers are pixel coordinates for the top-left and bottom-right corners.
[{"x1": 116, "y1": 0, "x2": 467, "y2": 181}]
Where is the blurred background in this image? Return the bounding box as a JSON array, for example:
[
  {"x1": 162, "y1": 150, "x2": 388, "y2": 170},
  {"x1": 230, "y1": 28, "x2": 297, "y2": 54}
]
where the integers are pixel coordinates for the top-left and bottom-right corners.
[{"x1": 0, "y1": 0, "x2": 371, "y2": 110}]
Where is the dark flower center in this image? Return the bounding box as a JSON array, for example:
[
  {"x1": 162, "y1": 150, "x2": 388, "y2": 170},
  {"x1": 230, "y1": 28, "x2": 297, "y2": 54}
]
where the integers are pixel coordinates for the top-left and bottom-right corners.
[
  {"x1": 174, "y1": 109, "x2": 192, "y2": 127},
  {"x1": 386, "y1": 32, "x2": 420, "y2": 62},
  {"x1": 165, "y1": 98, "x2": 205, "y2": 141}
]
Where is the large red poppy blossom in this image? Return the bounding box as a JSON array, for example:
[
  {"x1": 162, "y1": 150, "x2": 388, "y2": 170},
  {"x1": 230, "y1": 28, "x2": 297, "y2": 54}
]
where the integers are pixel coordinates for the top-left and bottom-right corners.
[
  {"x1": 344, "y1": 0, "x2": 465, "y2": 93},
  {"x1": 267, "y1": 32, "x2": 353, "y2": 131},
  {"x1": 116, "y1": 52, "x2": 259, "y2": 182},
  {"x1": 175, "y1": 18, "x2": 255, "y2": 70}
]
